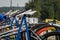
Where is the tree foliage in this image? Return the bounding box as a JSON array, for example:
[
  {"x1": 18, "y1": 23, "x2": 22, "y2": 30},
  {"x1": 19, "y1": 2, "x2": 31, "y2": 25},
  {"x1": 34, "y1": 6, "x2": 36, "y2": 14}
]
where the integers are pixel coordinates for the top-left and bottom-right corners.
[{"x1": 25, "y1": 0, "x2": 60, "y2": 20}]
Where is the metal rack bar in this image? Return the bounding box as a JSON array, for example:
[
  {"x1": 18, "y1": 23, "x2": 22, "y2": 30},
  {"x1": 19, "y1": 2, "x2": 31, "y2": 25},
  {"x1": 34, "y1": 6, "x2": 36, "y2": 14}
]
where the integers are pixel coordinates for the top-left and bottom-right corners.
[
  {"x1": 0, "y1": 27, "x2": 26, "y2": 36},
  {"x1": 16, "y1": 15, "x2": 30, "y2": 40}
]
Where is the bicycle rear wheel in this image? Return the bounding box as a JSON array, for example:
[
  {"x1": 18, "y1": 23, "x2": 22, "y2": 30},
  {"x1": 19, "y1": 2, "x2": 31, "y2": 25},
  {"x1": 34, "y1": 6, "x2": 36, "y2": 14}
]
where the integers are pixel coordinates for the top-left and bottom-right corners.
[
  {"x1": 30, "y1": 24, "x2": 57, "y2": 40},
  {"x1": 42, "y1": 32, "x2": 60, "y2": 40}
]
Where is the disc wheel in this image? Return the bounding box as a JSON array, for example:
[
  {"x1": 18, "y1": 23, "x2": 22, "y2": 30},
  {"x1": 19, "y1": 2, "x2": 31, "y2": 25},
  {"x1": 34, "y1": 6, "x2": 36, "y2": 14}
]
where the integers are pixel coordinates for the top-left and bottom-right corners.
[
  {"x1": 42, "y1": 32, "x2": 60, "y2": 40},
  {"x1": 30, "y1": 24, "x2": 57, "y2": 40}
]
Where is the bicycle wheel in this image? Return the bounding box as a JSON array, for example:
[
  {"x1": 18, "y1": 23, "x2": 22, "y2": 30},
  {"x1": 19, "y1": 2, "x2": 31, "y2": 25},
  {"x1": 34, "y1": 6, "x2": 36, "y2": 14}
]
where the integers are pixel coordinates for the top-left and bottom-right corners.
[
  {"x1": 30, "y1": 24, "x2": 57, "y2": 40},
  {"x1": 34, "y1": 25, "x2": 56, "y2": 36},
  {"x1": 36, "y1": 27, "x2": 56, "y2": 36},
  {"x1": 42, "y1": 32, "x2": 60, "y2": 40},
  {"x1": 35, "y1": 25, "x2": 60, "y2": 40},
  {"x1": 31, "y1": 23, "x2": 57, "y2": 33}
]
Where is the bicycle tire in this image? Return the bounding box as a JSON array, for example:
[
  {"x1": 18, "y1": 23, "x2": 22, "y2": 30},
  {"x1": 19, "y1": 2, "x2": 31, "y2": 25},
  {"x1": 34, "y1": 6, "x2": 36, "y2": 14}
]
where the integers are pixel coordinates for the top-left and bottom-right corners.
[
  {"x1": 42, "y1": 32, "x2": 60, "y2": 40},
  {"x1": 31, "y1": 24, "x2": 59, "y2": 32},
  {"x1": 30, "y1": 24, "x2": 60, "y2": 40},
  {"x1": 36, "y1": 27, "x2": 56, "y2": 36}
]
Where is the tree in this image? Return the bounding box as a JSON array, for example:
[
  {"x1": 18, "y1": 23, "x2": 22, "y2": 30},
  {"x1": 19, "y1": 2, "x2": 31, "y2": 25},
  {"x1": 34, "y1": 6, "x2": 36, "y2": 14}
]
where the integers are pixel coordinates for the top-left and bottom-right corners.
[
  {"x1": 25, "y1": 0, "x2": 60, "y2": 20},
  {"x1": 25, "y1": 0, "x2": 41, "y2": 18}
]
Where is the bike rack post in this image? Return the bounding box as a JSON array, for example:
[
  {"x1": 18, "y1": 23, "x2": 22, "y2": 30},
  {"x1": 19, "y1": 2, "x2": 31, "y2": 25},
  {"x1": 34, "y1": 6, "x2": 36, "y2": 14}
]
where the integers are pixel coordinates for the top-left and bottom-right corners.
[
  {"x1": 5, "y1": 16, "x2": 18, "y2": 40},
  {"x1": 16, "y1": 15, "x2": 30, "y2": 40},
  {"x1": 4, "y1": 19, "x2": 9, "y2": 40},
  {"x1": 6, "y1": 36, "x2": 9, "y2": 40}
]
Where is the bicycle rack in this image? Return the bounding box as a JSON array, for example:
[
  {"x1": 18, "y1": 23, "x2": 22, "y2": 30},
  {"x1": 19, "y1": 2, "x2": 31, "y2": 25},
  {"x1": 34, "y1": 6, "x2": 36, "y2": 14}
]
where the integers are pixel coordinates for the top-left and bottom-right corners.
[
  {"x1": 3, "y1": 16, "x2": 18, "y2": 40},
  {"x1": 0, "y1": 10, "x2": 37, "y2": 40},
  {"x1": 16, "y1": 15, "x2": 30, "y2": 40},
  {"x1": 1, "y1": 15, "x2": 30, "y2": 40}
]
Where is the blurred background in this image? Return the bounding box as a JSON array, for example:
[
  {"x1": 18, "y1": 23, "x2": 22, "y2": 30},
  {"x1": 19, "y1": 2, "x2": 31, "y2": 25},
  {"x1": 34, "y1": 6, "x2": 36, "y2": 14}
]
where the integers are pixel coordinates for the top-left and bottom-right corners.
[
  {"x1": 0, "y1": 0, "x2": 60, "y2": 22},
  {"x1": 0, "y1": 0, "x2": 60, "y2": 40}
]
